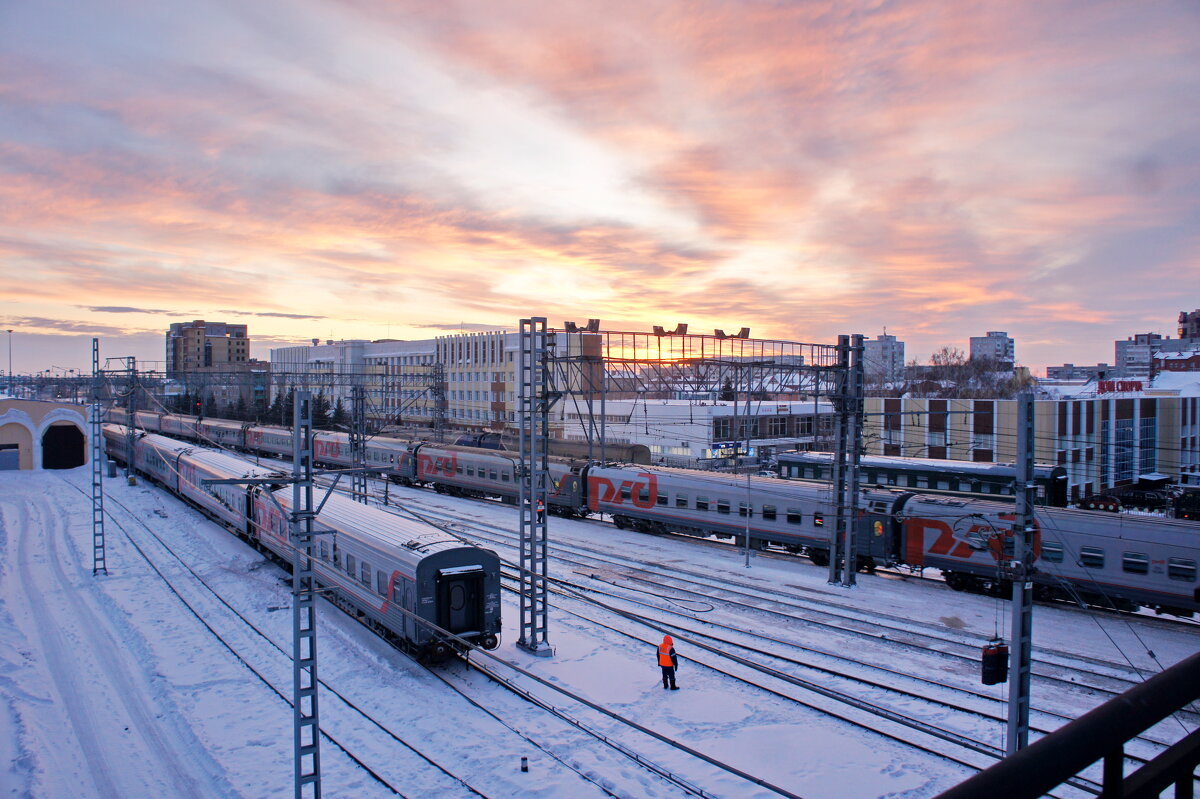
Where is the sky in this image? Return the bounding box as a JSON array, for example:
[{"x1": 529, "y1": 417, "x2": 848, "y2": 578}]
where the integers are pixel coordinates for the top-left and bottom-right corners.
[{"x1": 2, "y1": 0, "x2": 1199, "y2": 376}]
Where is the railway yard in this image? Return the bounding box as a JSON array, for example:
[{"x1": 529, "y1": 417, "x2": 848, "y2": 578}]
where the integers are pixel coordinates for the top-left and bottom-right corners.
[{"x1": 1, "y1": 465, "x2": 1197, "y2": 799}]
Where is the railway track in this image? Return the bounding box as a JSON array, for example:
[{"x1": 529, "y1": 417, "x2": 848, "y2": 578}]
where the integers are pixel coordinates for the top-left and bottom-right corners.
[
  {"x1": 82, "y1": 472, "x2": 828, "y2": 799},
  {"x1": 368, "y1": 487, "x2": 1195, "y2": 771}
]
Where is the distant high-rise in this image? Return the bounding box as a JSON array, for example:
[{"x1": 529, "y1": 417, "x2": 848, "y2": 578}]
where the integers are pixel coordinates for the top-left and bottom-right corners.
[
  {"x1": 969, "y1": 331, "x2": 1015, "y2": 366},
  {"x1": 1114, "y1": 332, "x2": 1163, "y2": 378},
  {"x1": 863, "y1": 333, "x2": 905, "y2": 383},
  {"x1": 166, "y1": 320, "x2": 249, "y2": 374},
  {"x1": 1179, "y1": 309, "x2": 1200, "y2": 340}
]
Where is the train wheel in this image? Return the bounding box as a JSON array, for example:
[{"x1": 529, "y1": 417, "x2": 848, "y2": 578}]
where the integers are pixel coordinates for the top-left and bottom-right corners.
[
  {"x1": 807, "y1": 548, "x2": 829, "y2": 567},
  {"x1": 613, "y1": 516, "x2": 629, "y2": 530},
  {"x1": 480, "y1": 633, "x2": 500, "y2": 650},
  {"x1": 944, "y1": 572, "x2": 971, "y2": 592}
]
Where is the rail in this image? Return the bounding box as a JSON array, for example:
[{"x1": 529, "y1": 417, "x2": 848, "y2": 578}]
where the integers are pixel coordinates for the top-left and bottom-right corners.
[{"x1": 935, "y1": 651, "x2": 1200, "y2": 799}]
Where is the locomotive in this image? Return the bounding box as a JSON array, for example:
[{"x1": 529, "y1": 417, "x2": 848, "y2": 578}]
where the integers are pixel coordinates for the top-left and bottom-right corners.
[
  {"x1": 111, "y1": 410, "x2": 1200, "y2": 617},
  {"x1": 103, "y1": 425, "x2": 502, "y2": 658}
]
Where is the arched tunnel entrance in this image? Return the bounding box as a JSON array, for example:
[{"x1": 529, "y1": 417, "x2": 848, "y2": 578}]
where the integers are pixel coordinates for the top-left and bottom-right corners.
[{"x1": 42, "y1": 424, "x2": 86, "y2": 469}]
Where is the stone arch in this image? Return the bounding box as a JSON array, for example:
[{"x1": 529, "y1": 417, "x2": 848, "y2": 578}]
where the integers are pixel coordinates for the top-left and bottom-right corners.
[
  {"x1": 36, "y1": 408, "x2": 90, "y2": 470},
  {"x1": 42, "y1": 422, "x2": 86, "y2": 469},
  {"x1": 0, "y1": 421, "x2": 34, "y2": 470},
  {"x1": 0, "y1": 408, "x2": 37, "y2": 470}
]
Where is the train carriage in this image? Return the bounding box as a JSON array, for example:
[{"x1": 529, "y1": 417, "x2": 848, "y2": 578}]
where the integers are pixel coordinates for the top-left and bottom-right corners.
[
  {"x1": 104, "y1": 425, "x2": 502, "y2": 658},
  {"x1": 585, "y1": 464, "x2": 899, "y2": 568},
  {"x1": 411, "y1": 444, "x2": 587, "y2": 514},
  {"x1": 261, "y1": 491, "x2": 502, "y2": 654}
]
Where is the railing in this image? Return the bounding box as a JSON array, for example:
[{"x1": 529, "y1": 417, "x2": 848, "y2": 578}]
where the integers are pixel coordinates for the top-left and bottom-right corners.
[{"x1": 936, "y1": 651, "x2": 1200, "y2": 799}]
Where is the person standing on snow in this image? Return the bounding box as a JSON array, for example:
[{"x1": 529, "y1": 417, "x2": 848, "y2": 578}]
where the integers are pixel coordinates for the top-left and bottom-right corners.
[{"x1": 657, "y1": 635, "x2": 679, "y2": 690}]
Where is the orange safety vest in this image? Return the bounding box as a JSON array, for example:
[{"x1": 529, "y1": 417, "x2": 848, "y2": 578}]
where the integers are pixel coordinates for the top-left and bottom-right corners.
[{"x1": 658, "y1": 638, "x2": 675, "y2": 667}]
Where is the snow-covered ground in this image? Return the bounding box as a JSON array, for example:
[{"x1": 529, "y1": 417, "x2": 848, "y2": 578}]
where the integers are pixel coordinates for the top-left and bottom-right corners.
[{"x1": 1, "y1": 466, "x2": 1197, "y2": 798}]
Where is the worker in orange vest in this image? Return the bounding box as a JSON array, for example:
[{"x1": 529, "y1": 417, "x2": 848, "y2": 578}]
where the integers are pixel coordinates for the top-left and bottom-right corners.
[
  {"x1": 536, "y1": 497, "x2": 546, "y2": 522},
  {"x1": 657, "y1": 635, "x2": 679, "y2": 690}
]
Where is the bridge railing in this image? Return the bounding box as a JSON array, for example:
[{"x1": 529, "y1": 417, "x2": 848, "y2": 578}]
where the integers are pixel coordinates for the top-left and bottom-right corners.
[{"x1": 936, "y1": 650, "x2": 1200, "y2": 799}]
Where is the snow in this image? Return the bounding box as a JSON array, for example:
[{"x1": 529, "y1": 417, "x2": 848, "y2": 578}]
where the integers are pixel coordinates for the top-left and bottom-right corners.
[{"x1": 2, "y1": 466, "x2": 1198, "y2": 798}]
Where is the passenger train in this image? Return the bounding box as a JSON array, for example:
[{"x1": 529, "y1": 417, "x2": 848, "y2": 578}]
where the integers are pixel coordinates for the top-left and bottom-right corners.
[
  {"x1": 776, "y1": 451, "x2": 1070, "y2": 506},
  {"x1": 110, "y1": 411, "x2": 1200, "y2": 617},
  {"x1": 103, "y1": 424, "x2": 503, "y2": 658}
]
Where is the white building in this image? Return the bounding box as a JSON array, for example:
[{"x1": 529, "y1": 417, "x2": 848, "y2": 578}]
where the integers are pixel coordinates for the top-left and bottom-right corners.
[
  {"x1": 556, "y1": 399, "x2": 834, "y2": 468},
  {"x1": 863, "y1": 333, "x2": 905, "y2": 383},
  {"x1": 968, "y1": 331, "x2": 1015, "y2": 365}
]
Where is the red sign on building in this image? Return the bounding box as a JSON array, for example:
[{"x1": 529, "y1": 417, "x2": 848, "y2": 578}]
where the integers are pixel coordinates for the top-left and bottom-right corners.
[{"x1": 1098, "y1": 380, "x2": 1143, "y2": 394}]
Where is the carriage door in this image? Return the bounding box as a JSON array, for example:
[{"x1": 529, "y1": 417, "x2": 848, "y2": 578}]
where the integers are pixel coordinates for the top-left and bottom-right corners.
[{"x1": 437, "y1": 566, "x2": 483, "y2": 635}]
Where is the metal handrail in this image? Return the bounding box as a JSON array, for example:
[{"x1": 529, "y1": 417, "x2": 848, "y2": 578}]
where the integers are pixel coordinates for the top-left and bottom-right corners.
[{"x1": 936, "y1": 651, "x2": 1200, "y2": 799}]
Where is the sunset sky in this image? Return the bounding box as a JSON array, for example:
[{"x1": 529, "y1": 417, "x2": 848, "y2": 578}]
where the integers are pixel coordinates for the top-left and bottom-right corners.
[{"x1": 2, "y1": 0, "x2": 1198, "y2": 375}]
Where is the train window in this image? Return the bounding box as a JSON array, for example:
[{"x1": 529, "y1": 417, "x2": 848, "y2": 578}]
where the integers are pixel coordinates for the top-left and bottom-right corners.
[
  {"x1": 786, "y1": 508, "x2": 803, "y2": 524},
  {"x1": 696, "y1": 496, "x2": 709, "y2": 511},
  {"x1": 346, "y1": 554, "x2": 356, "y2": 575},
  {"x1": 813, "y1": 513, "x2": 825, "y2": 527},
  {"x1": 657, "y1": 494, "x2": 668, "y2": 506},
  {"x1": 620, "y1": 486, "x2": 632, "y2": 500},
  {"x1": 502, "y1": 471, "x2": 510, "y2": 482},
  {"x1": 916, "y1": 477, "x2": 929, "y2": 489},
  {"x1": 864, "y1": 472, "x2": 877, "y2": 484},
  {"x1": 1041, "y1": 541, "x2": 1064, "y2": 563},
  {"x1": 1168, "y1": 558, "x2": 1197, "y2": 582},
  {"x1": 319, "y1": 541, "x2": 329, "y2": 560},
  {"x1": 1079, "y1": 547, "x2": 1104, "y2": 569},
  {"x1": 489, "y1": 470, "x2": 498, "y2": 480},
  {"x1": 466, "y1": 466, "x2": 475, "y2": 476},
  {"x1": 886, "y1": 475, "x2": 898, "y2": 485},
  {"x1": 360, "y1": 562, "x2": 371, "y2": 586},
  {"x1": 638, "y1": 487, "x2": 650, "y2": 503},
  {"x1": 376, "y1": 571, "x2": 388, "y2": 596},
  {"x1": 716, "y1": 499, "x2": 730, "y2": 514},
  {"x1": 937, "y1": 480, "x2": 950, "y2": 490},
  {"x1": 762, "y1": 505, "x2": 777, "y2": 521},
  {"x1": 675, "y1": 494, "x2": 688, "y2": 508},
  {"x1": 1122, "y1": 552, "x2": 1149, "y2": 575},
  {"x1": 738, "y1": 502, "x2": 751, "y2": 517},
  {"x1": 456, "y1": 463, "x2": 463, "y2": 474},
  {"x1": 958, "y1": 481, "x2": 971, "y2": 492}
]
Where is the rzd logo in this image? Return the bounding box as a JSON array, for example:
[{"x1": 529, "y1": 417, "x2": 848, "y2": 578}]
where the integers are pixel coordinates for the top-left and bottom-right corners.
[
  {"x1": 314, "y1": 439, "x2": 340, "y2": 459},
  {"x1": 418, "y1": 453, "x2": 457, "y2": 478},
  {"x1": 587, "y1": 473, "x2": 658, "y2": 511},
  {"x1": 903, "y1": 514, "x2": 1040, "y2": 566}
]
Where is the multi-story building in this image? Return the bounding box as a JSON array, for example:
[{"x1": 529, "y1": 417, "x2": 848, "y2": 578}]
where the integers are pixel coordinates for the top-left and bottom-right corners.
[
  {"x1": 1045, "y1": 363, "x2": 1111, "y2": 380},
  {"x1": 166, "y1": 320, "x2": 249, "y2": 374},
  {"x1": 968, "y1": 331, "x2": 1015, "y2": 365},
  {"x1": 863, "y1": 333, "x2": 905, "y2": 384},
  {"x1": 863, "y1": 386, "x2": 1200, "y2": 497},
  {"x1": 1179, "y1": 309, "x2": 1200, "y2": 340},
  {"x1": 1155, "y1": 348, "x2": 1200, "y2": 374},
  {"x1": 1114, "y1": 333, "x2": 1164, "y2": 378}
]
